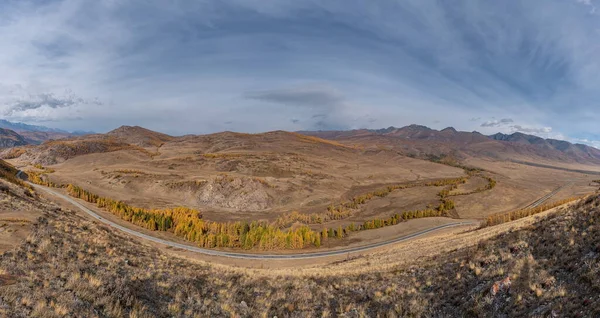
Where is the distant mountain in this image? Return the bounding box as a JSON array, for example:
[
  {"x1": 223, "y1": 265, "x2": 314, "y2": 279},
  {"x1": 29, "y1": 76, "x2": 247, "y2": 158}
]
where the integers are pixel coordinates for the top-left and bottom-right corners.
[
  {"x1": 5, "y1": 123, "x2": 600, "y2": 166},
  {"x1": 0, "y1": 119, "x2": 69, "y2": 134},
  {"x1": 490, "y1": 132, "x2": 600, "y2": 162},
  {"x1": 0, "y1": 120, "x2": 95, "y2": 144},
  {"x1": 301, "y1": 125, "x2": 600, "y2": 165},
  {"x1": 0, "y1": 128, "x2": 28, "y2": 148}
]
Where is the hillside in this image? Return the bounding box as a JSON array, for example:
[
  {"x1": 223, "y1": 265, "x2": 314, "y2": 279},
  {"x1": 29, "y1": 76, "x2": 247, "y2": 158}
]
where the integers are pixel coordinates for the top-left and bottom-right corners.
[
  {"x1": 0, "y1": 128, "x2": 27, "y2": 148},
  {"x1": 17, "y1": 131, "x2": 74, "y2": 145},
  {"x1": 0, "y1": 167, "x2": 599, "y2": 316},
  {"x1": 1, "y1": 136, "x2": 144, "y2": 165},
  {"x1": 301, "y1": 125, "x2": 600, "y2": 165}
]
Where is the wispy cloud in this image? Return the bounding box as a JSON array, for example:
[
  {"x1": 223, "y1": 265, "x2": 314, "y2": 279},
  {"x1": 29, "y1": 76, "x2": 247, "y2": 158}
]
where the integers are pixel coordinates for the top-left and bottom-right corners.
[
  {"x1": 245, "y1": 86, "x2": 350, "y2": 130},
  {"x1": 510, "y1": 125, "x2": 553, "y2": 134},
  {"x1": 481, "y1": 118, "x2": 514, "y2": 127},
  {"x1": 245, "y1": 86, "x2": 343, "y2": 109},
  {"x1": 4, "y1": 92, "x2": 102, "y2": 116},
  {"x1": 576, "y1": 0, "x2": 597, "y2": 13}
]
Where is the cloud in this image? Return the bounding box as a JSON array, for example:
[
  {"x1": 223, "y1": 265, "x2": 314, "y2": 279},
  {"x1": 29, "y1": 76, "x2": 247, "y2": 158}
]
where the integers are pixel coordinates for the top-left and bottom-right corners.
[
  {"x1": 245, "y1": 86, "x2": 350, "y2": 130},
  {"x1": 510, "y1": 125, "x2": 553, "y2": 134},
  {"x1": 244, "y1": 86, "x2": 344, "y2": 109},
  {"x1": 576, "y1": 0, "x2": 597, "y2": 13},
  {"x1": 572, "y1": 138, "x2": 600, "y2": 149},
  {"x1": 480, "y1": 118, "x2": 514, "y2": 127},
  {"x1": 3, "y1": 92, "x2": 101, "y2": 116}
]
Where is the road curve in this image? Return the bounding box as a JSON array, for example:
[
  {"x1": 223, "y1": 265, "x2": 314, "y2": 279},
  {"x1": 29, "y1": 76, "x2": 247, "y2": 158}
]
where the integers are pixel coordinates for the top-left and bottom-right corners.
[{"x1": 24, "y1": 173, "x2": 476, "y2": 260}]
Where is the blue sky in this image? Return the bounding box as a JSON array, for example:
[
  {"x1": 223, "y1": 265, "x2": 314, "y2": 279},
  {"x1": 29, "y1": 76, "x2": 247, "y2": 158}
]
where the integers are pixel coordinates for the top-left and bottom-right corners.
[{"x1": 1, "y1": 0, "x2": 599, "y2": 147}]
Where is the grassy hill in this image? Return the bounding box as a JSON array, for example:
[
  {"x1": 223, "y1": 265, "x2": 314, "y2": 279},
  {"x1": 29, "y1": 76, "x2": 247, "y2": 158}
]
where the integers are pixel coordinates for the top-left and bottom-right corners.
[{"x1": 0, "y1": 170, "x2": 598, "y2": 316}]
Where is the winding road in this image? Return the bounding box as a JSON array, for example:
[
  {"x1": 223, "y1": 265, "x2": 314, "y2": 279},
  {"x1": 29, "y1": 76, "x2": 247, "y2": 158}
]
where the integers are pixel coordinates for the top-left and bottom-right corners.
[{"x1": 19, "y1": 171, "x2": 476, "y2": 259}]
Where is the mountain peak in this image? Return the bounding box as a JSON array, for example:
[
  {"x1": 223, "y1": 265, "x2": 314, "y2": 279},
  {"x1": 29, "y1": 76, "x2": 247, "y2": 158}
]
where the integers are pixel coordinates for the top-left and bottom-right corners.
[
  {"x1": 107, "y1": 125, "x2": 174, "y2": 147},
  {"x1": 441, "y1": 127, "x2": 457, "y2": 133},
  {"x1": 405, "y1": 124, "x2": 432, "y2": 130}
]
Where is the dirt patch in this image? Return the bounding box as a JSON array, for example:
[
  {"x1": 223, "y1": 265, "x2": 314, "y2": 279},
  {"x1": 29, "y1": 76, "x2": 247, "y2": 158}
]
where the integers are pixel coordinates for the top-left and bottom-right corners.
[
  {"x1": 0, "y1": 274, "x2": 18, "y2": 286},
  {"x1": 196, "y1": 175, "x2": 274, "y2": 210}
]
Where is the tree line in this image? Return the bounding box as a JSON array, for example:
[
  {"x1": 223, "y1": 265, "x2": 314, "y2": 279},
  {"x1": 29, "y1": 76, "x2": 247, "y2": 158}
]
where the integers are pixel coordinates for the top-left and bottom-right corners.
[
  {"x1": 482, "y1": 196, "x2": 583, "y2": 227},
  {"x1": 66, "y1": 184, "x2": 324, "y2": 249}
]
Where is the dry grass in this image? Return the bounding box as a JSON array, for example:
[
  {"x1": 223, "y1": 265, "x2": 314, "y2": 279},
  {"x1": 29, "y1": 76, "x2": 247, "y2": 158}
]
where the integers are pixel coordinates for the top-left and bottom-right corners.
[
  {"x1": 291, "y1": 132, "x2": 356, "y2": 149},
  {"x1": 0, "y1": 176, "x2": 600, "y2": 316}
]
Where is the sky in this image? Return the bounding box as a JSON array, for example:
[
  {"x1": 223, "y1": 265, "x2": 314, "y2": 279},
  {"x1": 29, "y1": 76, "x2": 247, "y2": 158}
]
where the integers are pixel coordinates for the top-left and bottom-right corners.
[{"x1": 1, "y1": 0, "x2": 600, "y2": 147}]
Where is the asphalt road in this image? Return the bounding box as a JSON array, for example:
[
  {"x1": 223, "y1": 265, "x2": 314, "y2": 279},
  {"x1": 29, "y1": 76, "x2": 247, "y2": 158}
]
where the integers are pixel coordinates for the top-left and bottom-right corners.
[
  {"x1": 21, "y1": 172, "x2": 476, "y2": 260},
  {"x1": 524, "y1": 182, "x2": 574, "y2": 209}
]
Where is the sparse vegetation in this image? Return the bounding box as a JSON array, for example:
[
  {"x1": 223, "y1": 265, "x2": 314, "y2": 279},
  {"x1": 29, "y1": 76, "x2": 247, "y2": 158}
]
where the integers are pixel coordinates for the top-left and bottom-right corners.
[{"x1": 113, "y1": 169, "x2": 147, "y2": 175}]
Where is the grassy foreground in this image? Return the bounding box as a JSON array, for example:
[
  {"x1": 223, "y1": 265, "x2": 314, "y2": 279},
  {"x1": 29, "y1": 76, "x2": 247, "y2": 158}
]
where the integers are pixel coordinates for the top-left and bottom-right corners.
[{"x1": 1, "y1": 174, "x2": 599, "y2": 316}]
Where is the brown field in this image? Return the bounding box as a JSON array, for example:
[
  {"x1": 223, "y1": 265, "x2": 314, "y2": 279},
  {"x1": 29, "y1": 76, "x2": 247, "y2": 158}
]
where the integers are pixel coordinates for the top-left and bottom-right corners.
[{"x1": 13, "y1": 137, "x2": 465, "y2": 224}]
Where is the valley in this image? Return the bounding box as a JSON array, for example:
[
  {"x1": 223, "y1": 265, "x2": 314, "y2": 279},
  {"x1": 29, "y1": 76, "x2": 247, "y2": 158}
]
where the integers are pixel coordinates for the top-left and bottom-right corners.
[{"x1": 3, "y1": 125, "x2": 598, "y2": 253}]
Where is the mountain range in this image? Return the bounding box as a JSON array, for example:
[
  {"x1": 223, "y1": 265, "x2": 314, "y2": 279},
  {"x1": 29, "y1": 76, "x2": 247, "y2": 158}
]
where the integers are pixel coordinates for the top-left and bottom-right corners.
[
  {"x1": 300, "y1": 125, "x2": 600, "y2": 165},
  {"x1": 1, "y1": 123, "x2": 599, "y2": 165},
  {"x1": 0, "y1": 120, "x2": 94, "y2": 145}
]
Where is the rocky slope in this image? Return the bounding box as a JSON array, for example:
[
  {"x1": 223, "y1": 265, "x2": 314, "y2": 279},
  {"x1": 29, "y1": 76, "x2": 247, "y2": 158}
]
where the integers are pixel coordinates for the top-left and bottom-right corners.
[{"x1": 0, "y1": 128, "x2": 27, "y2": 148}]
